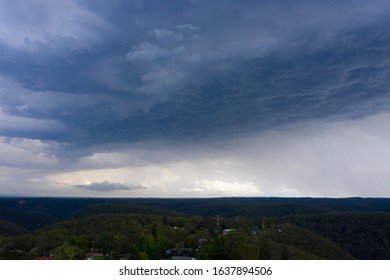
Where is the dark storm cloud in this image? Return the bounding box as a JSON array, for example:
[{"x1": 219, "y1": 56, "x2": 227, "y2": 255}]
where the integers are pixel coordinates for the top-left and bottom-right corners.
[
  {"x1": 2, "y1": 0, "x2": 390, "y2": 197},
  {"x1": 1, "y1": 1, "x2": 389, "y2": 146},
  {"x1": 0, "y1": 0, "x2": 390, "y2": 154}
]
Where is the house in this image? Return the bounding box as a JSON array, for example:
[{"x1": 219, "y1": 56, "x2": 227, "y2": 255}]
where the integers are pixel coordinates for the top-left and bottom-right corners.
[{"x1": 222, "y1": 228, "x2": 235, "y2": 235}]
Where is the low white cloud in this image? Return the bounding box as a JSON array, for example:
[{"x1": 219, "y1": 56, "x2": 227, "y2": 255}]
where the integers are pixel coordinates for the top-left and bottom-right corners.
[
  {"x1": 188, "y1": 180, "x2": 262, "y2": 197},
  {"x1": 74, "y1": 181, "x2": 146, "y2": 192},
  {"x1": 46, "y1": 165, "x2": 180, "y2": 195}
]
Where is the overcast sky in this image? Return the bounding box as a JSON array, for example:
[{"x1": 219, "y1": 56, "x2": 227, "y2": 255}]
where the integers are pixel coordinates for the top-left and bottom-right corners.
[{"x1": 1, "y1": 0, "x2": 390, "y2": 197}]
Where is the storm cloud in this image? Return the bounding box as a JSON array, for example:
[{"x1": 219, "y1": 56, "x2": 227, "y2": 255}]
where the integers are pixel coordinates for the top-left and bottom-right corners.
[{"x1": 1, "y1": 0, "x2": 390, "y2": 197}]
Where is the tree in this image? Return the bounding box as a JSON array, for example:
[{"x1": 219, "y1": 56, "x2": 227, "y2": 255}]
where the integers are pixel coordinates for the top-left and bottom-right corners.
[{"x1": 52, "y1": 242, "x2": 85, "y2": 260}]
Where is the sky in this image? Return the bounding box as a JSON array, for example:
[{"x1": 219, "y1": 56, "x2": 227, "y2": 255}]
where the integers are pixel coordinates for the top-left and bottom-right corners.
[{"x1": 1, "y1": 0, "x2": 390, "y2": 198}]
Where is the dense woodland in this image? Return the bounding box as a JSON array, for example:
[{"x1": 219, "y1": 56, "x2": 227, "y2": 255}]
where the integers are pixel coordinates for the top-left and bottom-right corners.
[{"x1": 0, "y1": 197, "x2": 389, "y2": 260}]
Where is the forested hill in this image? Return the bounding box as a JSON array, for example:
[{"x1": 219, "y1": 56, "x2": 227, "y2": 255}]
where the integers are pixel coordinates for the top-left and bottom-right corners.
[
  {"x1": 0, "y1": 197, "x2": 389, "y2": 260},
  {"x1": 1, "y1": 197, "x2": 390, "y2": 222}
]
